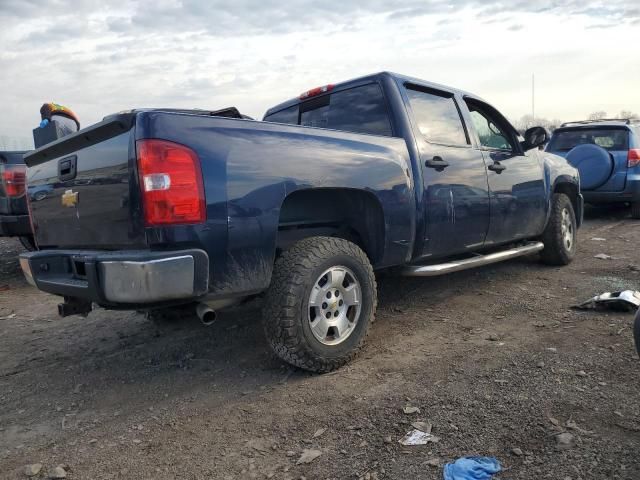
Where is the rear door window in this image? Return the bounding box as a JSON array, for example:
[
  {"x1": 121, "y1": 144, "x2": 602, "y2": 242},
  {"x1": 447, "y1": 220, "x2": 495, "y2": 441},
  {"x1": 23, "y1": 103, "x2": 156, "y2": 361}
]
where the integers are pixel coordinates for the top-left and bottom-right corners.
[
  {"x1": 547, "y1": 128, "x2": 629, "y2": 152},
  {"x1": 405, "y1": 86, "x2": 468, "y2": 146}
]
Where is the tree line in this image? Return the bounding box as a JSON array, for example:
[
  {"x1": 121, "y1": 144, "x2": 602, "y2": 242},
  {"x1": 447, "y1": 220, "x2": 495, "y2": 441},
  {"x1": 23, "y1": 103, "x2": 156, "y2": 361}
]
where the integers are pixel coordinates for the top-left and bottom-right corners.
[{"x1": 513, "y1": 110, "x2": 639, "y2": 133}]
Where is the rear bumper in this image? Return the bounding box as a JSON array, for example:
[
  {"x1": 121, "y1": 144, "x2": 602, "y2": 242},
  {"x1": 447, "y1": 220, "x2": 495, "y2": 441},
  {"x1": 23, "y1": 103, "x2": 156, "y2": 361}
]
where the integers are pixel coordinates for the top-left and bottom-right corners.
[
  {"x1": 583, "y1": 178, "x2": 640, "y2": 204},
  {"x1": 0, "y1": 214, "x2": 32, "y2": 237},
  {"x1": 19, "y1": 249, "x2": 209, "y2": 308}
]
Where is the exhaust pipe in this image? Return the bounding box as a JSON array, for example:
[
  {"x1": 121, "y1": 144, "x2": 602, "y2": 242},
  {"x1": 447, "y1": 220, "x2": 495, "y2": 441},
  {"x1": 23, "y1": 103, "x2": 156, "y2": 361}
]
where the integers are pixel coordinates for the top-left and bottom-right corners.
[{"x1": 196, "y1": 303, "x2": 217, "y2": 326}]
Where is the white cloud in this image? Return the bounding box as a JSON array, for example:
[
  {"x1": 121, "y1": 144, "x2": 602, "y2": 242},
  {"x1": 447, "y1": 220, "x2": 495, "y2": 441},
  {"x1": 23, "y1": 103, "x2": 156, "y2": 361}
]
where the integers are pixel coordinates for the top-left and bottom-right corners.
[{"x1": 0, "y1": 0, "x2": 638, "y2": 145}]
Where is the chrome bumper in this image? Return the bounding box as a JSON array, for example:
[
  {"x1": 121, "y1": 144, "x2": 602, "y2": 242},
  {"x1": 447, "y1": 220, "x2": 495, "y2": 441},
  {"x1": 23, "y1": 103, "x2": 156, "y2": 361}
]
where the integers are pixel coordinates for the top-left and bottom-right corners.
[{"x1": 19, "y1": 249, "x2": 209, "y2": 307}]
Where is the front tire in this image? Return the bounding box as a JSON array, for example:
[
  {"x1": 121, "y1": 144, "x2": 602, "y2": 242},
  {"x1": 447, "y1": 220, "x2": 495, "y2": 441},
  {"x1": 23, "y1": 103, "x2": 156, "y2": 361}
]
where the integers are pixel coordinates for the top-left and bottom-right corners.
[
  {"x1": 540, "y1": 193, "x2": 577, "y2": 265},
  {"x1": 262, "y1": 237, "x2": 377, "y2": 373},
  {"x1": 631, "y1": 202, "x2": 640, "y2": 219}
]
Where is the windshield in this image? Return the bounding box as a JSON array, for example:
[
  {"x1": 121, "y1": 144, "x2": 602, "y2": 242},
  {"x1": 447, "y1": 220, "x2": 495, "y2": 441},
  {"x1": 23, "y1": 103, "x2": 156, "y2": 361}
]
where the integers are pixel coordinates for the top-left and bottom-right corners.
[{"x1": 547, "y1": 128, "x2": 629, "y2": 152}]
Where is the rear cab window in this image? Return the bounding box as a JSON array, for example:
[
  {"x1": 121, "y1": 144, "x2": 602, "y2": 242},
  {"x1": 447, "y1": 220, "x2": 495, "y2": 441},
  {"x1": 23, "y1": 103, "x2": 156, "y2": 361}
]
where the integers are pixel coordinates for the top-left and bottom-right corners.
[
  {"x1": 548, "y1": 128, "x2": 629, "y2": 152},
  {"x1": 264, "y1": 83, "x2": 393, "y2": 137}
]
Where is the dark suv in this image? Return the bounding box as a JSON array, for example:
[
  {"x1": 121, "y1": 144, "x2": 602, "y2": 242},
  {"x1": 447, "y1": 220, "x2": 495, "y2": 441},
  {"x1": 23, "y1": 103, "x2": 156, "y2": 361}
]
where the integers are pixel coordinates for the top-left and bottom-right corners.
[
  {"x1": 0, "y1": 150, "x2": 34, "y2": 249},
  {"x1": 546, "y1": 119, "x2": 640, "y2": 218}
]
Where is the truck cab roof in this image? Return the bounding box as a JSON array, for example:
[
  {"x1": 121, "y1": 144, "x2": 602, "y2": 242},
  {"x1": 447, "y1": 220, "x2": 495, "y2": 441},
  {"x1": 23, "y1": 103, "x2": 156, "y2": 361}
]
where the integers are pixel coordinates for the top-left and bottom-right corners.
[{"x1": 264, "y1": 71, "x2": 482, "y2": 119}]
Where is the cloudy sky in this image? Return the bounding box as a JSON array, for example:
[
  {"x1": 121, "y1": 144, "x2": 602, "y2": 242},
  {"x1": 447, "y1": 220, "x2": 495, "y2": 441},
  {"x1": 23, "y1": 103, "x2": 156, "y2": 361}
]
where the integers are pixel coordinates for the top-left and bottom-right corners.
[{"x1": 1, "y1": 0, "x2": 639, "y2": 147}]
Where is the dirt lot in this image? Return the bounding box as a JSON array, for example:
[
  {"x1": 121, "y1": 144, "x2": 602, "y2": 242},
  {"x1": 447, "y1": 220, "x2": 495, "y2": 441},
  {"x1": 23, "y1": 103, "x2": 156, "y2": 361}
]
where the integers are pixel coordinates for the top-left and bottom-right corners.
[{"x1": 1, "y1": 207, "x2": 639, "y2": 479}]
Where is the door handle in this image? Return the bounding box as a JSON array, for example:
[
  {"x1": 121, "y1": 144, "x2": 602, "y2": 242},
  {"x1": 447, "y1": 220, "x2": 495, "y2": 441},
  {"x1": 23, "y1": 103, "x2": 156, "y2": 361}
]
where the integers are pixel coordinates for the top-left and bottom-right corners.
[
  {"x1": 488, "y1": 161, "x2": 506, "y2": 173},
  {"x1": 425, "y1": 156, "x2": 449, "y2": 171}
]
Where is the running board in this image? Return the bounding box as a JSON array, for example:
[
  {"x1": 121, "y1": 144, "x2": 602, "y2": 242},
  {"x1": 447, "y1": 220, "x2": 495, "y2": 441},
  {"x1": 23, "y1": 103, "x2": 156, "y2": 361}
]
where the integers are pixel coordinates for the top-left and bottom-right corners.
[{"x1": 402, "y1": 241, "x2": 544, "y2": 277}]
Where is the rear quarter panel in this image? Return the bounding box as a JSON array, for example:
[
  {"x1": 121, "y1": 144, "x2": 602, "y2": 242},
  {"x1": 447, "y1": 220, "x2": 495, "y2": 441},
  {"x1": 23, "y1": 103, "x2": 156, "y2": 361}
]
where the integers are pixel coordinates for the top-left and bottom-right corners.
[{"x1": 138, "y1": 113, "x2": 415, "y2": 298}]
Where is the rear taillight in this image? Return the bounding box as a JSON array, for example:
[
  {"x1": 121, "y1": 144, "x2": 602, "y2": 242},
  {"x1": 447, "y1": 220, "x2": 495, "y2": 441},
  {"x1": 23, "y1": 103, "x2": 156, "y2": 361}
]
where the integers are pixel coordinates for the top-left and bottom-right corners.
[
  {"x1": 136, "y1": 139, "x2": 205, "y2": 226},
  {"x1": 1, "y1": 164, "x2": 27, "y2": 197},
  {"x1": 628, "y1": 149, "x2": 640, "y2": 168}
]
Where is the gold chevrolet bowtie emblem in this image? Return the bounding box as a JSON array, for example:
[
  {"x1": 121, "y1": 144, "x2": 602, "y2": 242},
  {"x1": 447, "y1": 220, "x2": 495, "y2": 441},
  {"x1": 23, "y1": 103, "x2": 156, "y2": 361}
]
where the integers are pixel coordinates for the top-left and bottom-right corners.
[{"x1": 61, "y1": 189, "x2": 78, "y2": 208}]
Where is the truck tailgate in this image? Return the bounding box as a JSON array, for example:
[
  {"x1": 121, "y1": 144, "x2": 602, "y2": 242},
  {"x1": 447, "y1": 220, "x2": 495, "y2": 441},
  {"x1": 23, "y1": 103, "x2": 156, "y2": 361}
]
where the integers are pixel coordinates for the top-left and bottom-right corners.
[{"x1": 25, "y1": 118, "x2": 145, "y2": 248}]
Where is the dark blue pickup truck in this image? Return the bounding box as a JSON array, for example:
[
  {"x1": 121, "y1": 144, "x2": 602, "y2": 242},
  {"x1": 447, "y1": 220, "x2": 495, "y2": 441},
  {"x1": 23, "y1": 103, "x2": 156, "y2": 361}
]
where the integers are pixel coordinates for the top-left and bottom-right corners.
[{"x1": 20, "y1": 72, "x2": 582, "y2": 372}]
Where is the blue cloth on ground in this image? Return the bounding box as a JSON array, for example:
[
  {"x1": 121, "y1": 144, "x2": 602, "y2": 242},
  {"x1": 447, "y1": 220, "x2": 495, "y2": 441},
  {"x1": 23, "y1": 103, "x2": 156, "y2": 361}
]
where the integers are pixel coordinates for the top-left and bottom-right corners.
[{"x1": 443, "y1": 456, "x2": 501, "y2": 480}]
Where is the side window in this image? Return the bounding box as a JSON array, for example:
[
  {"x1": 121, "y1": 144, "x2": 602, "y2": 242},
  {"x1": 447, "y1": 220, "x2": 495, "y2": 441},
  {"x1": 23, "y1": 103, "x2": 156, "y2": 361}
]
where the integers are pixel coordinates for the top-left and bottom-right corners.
[
  {"x1": 405, "y1": 86, "x2": 468, "y2": 146},
  {"x1": 264, "y1": 105, "x2": 298, "y2": 125},
  {"x1": 299, "y1": 83, "x2": 393, "y2": 136},
  {"x1": 466, "y1": 103, "x2": 515, "y2": 151},
  {"x1": 327, "y1": 83, "x2": 392, "y2": 136}
]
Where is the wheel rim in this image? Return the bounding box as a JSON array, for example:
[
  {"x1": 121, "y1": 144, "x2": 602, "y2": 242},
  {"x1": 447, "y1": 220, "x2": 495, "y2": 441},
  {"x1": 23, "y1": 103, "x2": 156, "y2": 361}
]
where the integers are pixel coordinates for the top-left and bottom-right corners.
[
  {"x1": 308, "y1": 266, "x2": 362, "y2": 346},
  {"x1": 560, "y1": 207, "x2": 574, "y2": 251}
]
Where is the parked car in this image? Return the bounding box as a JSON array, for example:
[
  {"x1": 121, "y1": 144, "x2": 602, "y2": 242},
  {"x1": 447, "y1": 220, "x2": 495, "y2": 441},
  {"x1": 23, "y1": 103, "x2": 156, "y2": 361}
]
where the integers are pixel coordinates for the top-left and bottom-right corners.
[
  {"x1": 0, "y1": 150, "x2": 35, "y2": 250},
  {"x1": 19, "y1": 72, "x2": 582, "y2": 372},
  {"x1": 545, "y1": 119, "x2": 640, "y2": 218}
]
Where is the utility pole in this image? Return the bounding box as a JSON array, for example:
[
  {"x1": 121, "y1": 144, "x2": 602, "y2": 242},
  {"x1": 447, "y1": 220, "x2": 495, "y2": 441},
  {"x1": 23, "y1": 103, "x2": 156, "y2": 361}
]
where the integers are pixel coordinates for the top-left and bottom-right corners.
[{"x1": 532, "y1": 73, "x2": 535, "y2": 120}]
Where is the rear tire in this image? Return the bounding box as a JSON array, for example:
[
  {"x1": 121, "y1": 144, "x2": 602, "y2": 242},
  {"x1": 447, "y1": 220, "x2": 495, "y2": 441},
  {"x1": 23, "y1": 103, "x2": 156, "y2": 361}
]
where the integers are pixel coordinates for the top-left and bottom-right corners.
[
  {"x1": 540, "y1": 193, "x2": 577, "y2": 265},
  {"x1": 262, "y1": 236, "x2": 376, "y2": 373},
  {"x1": 631, "y1": 202, "x2": 640, "y2": 219}
]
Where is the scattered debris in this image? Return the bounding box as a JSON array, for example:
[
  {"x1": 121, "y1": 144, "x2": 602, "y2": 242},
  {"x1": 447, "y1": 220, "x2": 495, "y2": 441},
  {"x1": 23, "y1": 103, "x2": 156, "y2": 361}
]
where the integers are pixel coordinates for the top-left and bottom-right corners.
[
  {"x1": 398, "y1": 429, "x2": 440, "y2": 446},
  {"x1": 593, "y1": 253, "x2": 612, "y2": 260},
  {"x1": 410, "y1": 421, "x2": 432, "y2": 433},
  {"x1": 425, "y1": 458, "x2": 440, "y2": 467},
  {"x1": 296, "y1": 449, "x2": 322, "y2": 465},
  {"x1": 576, "y1": 370, "x2": 587, "y2": 377},
  {"x1": 565, "y1": 419, "x2": 590, "y2": 434},
  {"x1": 443, "y1": 456, "x2": 501, "y2": 480},
  {"x1": 402, "y1": 406, "x2": 420, "y2": 414},
  {"x1": 555, "y1": 432, "x2": 575, "y2": 450},
  {"x1": 511, "y1": 447, "x2": 523, "y2": 456},
  {"x1": 487, "y1": 333, "x2": 500, "y2": 341},
  {"x1": 24, "y1": 464, "x2": 42, "y2": 477},
  {"x1": 48, "y1": 465, "x2": 67, "y2": 479},
  {"x1": 590, "y1": 237, "x2": 606, "y2": 241},
  {"x1": 312, "y1": 428, "x2": 326, "y2": 438},
  {"x1": 246, "y1": 438, "x2": 271, "y2": 453},
  {"x1": 574, "y1": 290, "x2": 640, "y2": 312}
]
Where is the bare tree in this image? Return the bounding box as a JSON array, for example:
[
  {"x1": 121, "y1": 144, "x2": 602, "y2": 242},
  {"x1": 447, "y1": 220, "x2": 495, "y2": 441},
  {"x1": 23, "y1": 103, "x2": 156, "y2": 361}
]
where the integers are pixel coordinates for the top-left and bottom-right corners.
[
  {"x1": 587, "y1": 111, "x2": 607, "y2": 120},
  {"x1": 512, "y1": 115, "x2": 563, "y2": 133},
  {"x1": 619, "y1": 110, "x2": 639, "y2": 120}
]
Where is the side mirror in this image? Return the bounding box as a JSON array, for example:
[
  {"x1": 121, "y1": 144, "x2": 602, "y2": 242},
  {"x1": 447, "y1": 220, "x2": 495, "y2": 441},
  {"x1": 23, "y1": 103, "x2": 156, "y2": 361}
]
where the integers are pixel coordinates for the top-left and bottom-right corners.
[{"x1": 522, "y1": 126, "x2": 549, "y2": 151}]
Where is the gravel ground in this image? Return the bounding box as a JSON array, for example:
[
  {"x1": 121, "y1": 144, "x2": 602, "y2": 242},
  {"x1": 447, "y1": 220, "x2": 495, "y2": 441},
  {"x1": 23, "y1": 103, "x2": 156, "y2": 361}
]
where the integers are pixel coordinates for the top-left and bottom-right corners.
[{"x1": 0, "y1": 206, "x2": 639, "y2": 479}]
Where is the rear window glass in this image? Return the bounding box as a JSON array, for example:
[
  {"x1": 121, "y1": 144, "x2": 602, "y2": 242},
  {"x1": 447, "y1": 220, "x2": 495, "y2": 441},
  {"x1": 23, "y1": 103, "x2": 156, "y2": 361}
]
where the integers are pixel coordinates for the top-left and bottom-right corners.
[
  {"x1": 265, "y1": 83, "x2": 393, "y2": 137},
  {"x1": 547, "y1": 128, "x2": 629, "y2": 152},
  {"x1": 263, "y1": 105, "x2": 298, "y2": 125}
]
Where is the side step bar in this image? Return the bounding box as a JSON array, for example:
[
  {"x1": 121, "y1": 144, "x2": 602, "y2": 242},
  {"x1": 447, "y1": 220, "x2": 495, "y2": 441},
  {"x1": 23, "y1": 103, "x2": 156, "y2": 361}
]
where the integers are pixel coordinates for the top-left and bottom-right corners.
[{"x1": 402, "y1": 241, "x2": 544, "y2": 277}]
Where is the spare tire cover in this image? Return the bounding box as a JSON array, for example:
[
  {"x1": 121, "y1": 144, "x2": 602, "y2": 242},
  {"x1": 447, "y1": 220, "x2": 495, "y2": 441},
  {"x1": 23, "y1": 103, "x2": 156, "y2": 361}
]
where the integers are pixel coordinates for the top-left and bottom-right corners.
[{"x1": 566, "y1": 143, "x2": 613, "y2": 190}]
